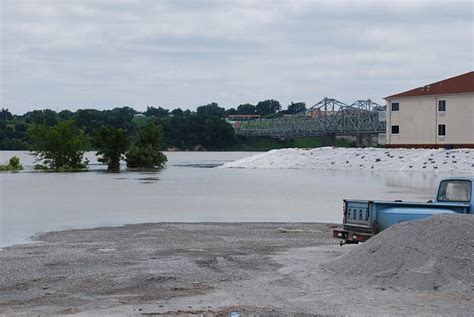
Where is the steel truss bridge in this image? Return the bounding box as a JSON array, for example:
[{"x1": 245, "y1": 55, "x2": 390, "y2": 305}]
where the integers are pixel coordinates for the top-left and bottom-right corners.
[{"x1": 234, "y1": 98, "x2": 386, "y2": 140}]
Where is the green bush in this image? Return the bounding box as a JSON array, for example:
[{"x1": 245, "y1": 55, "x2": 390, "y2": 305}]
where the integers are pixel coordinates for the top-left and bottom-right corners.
[
  {"x1": 126, "y1": 144, "x2": 167, "y2": 168},
  {"x1": 33, "y1": 164, "x2": 48, "y2": 170},
  {"x1": 0, "y1": 156, "x2": 23, "y2": 171}
]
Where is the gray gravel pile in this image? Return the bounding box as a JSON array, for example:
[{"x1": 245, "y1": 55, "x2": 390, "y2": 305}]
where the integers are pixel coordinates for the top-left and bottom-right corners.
[{"x1": 324, "y1": 214, "x2": 474, "y2": 292}]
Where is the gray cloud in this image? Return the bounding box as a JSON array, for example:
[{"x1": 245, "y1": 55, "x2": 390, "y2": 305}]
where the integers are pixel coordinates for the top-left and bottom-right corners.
[{"x1": 1, "y1": 0, "x2": 473, "y2": 113}]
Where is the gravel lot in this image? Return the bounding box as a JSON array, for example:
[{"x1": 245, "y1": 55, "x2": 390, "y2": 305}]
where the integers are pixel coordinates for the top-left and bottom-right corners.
[{"x1": 0, "y1": 222, "x2": 472, "y2": 316}]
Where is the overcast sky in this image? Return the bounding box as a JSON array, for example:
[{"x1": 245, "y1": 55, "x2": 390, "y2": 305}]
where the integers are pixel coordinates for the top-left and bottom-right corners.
[{"x1": 1, "y1": 0, "x2": 473, "y2": 114}]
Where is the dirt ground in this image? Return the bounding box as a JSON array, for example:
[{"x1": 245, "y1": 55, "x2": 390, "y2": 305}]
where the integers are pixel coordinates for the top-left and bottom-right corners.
[{"x1": 0, "y1": 223, "x2": 472, "y2": 316}]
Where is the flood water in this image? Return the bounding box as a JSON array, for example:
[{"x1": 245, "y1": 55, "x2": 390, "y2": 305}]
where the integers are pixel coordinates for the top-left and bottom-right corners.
[{"x1": 0, "y1": 151, "x2": 450, "y2": 247}]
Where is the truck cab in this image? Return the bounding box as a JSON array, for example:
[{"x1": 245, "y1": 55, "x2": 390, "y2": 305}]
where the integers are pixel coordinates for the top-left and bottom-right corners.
[
  {"x1": 436, "y1": 178, "x2": 472, "y2": 205},
  {"x1": 334, "y1": 177, "x2": 473, "y2": 245}
]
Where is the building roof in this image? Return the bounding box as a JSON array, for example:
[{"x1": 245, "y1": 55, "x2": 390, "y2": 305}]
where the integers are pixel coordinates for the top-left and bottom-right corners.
[{"x1": 385, "y1": 71, "x2": 474, "y2": 99}]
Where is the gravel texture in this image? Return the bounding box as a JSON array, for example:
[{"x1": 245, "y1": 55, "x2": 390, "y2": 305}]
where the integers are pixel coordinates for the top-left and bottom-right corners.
[
  {"x1": 324, "y1": 214, "x2": 474, "y2": 292},
  {"x1": 0, "y1": 222, "x2": 473, "y2": 316}
]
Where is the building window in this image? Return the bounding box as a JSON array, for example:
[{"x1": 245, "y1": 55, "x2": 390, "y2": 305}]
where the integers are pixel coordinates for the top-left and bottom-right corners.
[
  {"x1": 438, "y1": 124, "x2": 446, "y2": 136},
  {"x1": 391, "y1": 125, "x2": 399, "y2": 134},
  {"x1": 391, "y1": 102, "x2": 399, "y2": 111},
  {"x1": 438, "y1": 100, "x2": 446, "y2": 112}
]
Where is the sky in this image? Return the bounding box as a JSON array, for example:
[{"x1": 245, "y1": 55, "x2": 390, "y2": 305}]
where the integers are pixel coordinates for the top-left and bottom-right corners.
[{"x1": 1, "y1": 0, "x2": 473, "y2": 114}]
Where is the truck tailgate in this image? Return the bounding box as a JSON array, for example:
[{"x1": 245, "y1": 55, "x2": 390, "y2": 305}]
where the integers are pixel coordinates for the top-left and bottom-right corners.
[{"x1": 343, "y1": 199, "x2": 374, "y2": 232}]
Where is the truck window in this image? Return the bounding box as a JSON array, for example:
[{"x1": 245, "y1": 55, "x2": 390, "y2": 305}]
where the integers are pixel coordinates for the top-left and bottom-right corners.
[{"x1": 437, "y1": 180, "x2": 471, "y2": 202}]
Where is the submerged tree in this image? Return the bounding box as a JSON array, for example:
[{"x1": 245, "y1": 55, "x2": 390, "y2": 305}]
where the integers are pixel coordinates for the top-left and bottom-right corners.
[
  {"x1": 94, "y1": 127, "x2": 130, "y2": 171},
  {"x1": 0, "y1": 156, "x2": 23, "y2": 171},
  {"x1": 28, "y1": 120, "x2": 89, "y2": 171},
  {"x1": 126, "y1": 121, "x2": 167, "y2": 168}
]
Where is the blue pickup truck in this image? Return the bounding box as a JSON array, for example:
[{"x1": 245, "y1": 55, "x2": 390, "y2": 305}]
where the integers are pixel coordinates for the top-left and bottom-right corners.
[{"x1": 334, "y1": 177, "x2": 473, "y2": 245}]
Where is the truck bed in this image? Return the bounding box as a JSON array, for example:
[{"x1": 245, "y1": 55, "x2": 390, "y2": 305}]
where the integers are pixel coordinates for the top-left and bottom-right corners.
[
  {"x1": 342, "y1": 199, "x2": 470, "y2": 233},
  {"x1": 335, "y1": 177, "x2": 473, "y2": 244},
  {"x1": 333, "y1": 199, "x2": 470, "y2": 245}
]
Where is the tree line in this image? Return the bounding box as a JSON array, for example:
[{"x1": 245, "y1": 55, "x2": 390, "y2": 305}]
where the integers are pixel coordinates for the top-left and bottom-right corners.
[{"x1": 0, "y1": 100, "x2": 307, "y2": 151}]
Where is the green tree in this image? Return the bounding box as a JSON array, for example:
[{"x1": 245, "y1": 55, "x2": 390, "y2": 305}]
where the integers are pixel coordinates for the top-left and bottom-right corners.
[
  {"x1": 286, "y1": 102, "x2": 306, "y2": 114},
  {"x1": 236, "y1": 103, "x2": 256, "y2": 115},
  {"x1": 28, "y1": 120, "x2": 89, "y2": 170},
  {"x1": 0, "y1": 108, "x2": 12, "y2": 120},
  {"x1": 75, "y1": 109, "x2": 107, "y2": 136},
  {"x1": 107, "y1": 107, "x2": 136, "y2": 131},
  {"x1": 256, "y1": 99, "x2": 281, "y2": 116},
  {"x1": 24, "y1": 109, "x2": 58, "y2": 126},
  {"x1": 94, "y1": 127, "x2": 130, "y2": 171},
  {"x1": 170, "y1": 108, "x2": 184, "y2": 117},
  {"x1": 196, "y1": 103, "x2": 226, "y2": 118},
  {"x1": 144, "y1": 106, "x2": 169, "y2": 118},
  {"x1": 199, "y1": 116, "x2": 236, "y2": 149},
  {"x1": 58, "y1": 110, "x2": 74, "y2": 121},
  {"x1": 225, "y1": 108, "x2": 238, "y2": 116},
  {"x1": 126, "y1": 121, "x2": 167, "y2": 168}
]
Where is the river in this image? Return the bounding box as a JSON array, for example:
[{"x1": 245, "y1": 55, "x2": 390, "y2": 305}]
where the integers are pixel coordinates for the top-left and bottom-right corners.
[{"x1": 0, "y1": 151, "x2": 447, "y2": 247}]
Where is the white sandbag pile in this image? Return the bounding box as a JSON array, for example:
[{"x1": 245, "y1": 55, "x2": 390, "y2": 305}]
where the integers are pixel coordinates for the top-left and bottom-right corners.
[
  {"x1": 324, "y1": 214, "x2": 474, "y2": 292},
  {"x1": 222, "y1": 147, "x2": 474, "y2": 173}
]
